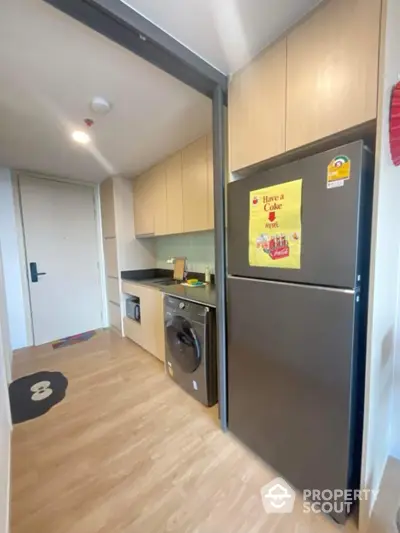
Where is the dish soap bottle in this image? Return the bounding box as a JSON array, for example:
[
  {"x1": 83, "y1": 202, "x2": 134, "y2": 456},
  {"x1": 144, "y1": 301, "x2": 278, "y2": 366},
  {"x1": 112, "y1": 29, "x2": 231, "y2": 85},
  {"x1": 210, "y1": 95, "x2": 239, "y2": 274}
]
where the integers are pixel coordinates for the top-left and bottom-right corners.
[{"x1": 205, "y1": 266, "x2": 211, "y2": 284}]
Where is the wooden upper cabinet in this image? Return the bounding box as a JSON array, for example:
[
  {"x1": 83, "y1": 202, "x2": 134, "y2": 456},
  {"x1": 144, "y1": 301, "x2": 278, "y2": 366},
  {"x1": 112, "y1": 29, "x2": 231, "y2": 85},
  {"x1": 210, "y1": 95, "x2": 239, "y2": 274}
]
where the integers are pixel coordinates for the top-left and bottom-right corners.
[
  {"x1": 150, "y1": 163, "x2": 167, "y2": 236},
  {"x1": 100, "y1": 178, "x2": 116, "y2": 238},
  {"x1": 133, "y1": 165, "x2": 167, "y2": 237},
  {"x1": 182, "y1": 136, "x2": 209, "y2": 233},
  {"x1": 228, "y1": 38, "x2": 287, "y2": 172},
  {"x1": 165, "y1": 152, "x2": 183, "y2": 234},
  {"x1": 206, "y1": 134, "x2": 214, "y2": 230},
  {"x1": 133, "y1": 171, "x2": 155, "y2": 236},
  {"x1": 286, "y1": 0, "x2": 381, "y2": 151},
  {"x1": 134, "y1": 134, "x2": 212, "y2": 236}
]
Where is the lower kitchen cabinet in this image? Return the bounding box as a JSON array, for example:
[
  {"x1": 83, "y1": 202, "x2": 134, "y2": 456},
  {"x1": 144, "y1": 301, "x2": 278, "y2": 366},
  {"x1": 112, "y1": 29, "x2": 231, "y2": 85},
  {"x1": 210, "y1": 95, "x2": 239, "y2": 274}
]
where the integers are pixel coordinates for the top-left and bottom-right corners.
[
  {"x1": 122, "y1": 282, "x2": 165, "y2": 363},
  {"x1": 123, "y1": 315, "x2": 143, "y2": 348}
]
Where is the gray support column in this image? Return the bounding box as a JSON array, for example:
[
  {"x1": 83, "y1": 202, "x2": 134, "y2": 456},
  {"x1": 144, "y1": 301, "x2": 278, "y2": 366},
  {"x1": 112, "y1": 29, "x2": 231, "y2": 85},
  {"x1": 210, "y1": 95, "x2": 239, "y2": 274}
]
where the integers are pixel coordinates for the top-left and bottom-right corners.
[{"x1": 212, "y1": 85, "x2": 228, "y2": 431}]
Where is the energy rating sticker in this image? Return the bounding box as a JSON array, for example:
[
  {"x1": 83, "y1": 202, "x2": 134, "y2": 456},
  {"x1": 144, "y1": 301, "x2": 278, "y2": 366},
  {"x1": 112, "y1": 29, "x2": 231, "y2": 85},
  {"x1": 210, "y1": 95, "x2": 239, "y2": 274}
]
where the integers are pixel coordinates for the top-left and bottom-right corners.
[
  {"x1": 327, "y1": 155, "x2": 351, "y2": 189},
  {"x1": 249, "y1": 179, "x2": 302, "y2": 270}
]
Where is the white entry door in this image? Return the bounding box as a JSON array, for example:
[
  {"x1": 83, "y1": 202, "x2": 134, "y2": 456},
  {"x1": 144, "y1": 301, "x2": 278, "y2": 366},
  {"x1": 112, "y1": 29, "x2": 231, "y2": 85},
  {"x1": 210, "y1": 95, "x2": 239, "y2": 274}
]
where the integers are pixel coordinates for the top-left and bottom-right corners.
[{"x1": 19, "y1": 175, "x2": 103, "y2": 346}]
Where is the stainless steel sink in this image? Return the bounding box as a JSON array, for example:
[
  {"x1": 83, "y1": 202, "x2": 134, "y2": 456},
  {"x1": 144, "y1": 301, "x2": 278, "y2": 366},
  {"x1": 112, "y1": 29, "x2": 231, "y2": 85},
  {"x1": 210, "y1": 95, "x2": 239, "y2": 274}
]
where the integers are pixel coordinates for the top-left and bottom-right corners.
[{"x1": 152, "y1": 279, "x2": 181, "y2": 286}]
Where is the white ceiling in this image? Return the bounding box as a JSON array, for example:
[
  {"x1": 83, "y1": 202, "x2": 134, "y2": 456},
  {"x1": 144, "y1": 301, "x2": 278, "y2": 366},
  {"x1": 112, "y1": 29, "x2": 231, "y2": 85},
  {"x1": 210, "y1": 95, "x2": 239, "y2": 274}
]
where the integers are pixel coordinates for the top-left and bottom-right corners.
[
  {"x1": 0, "y1": 0, "x2": 212, "y2": 183},
  {"x1": 0, "y1": 0, "x2": 323, "y2": 184},
  {"x1": 122, "y1": 0, "x2": 324, "y2": 74}
]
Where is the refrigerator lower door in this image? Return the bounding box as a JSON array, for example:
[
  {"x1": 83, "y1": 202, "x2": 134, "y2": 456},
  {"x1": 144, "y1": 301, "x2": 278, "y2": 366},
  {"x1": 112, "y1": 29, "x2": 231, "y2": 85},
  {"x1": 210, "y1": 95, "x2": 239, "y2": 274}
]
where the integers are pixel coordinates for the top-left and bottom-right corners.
[{"x1": 227, "y1": 276, "x2": 361, "y2": 524}]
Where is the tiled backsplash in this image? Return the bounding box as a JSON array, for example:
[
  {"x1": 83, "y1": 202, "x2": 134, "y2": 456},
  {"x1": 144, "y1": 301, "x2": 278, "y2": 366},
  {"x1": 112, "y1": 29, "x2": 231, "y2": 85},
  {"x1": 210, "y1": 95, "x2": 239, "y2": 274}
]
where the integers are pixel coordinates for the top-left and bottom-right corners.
[{"x1": 154, "y1": 231, "x2": 215, "y2": 273}]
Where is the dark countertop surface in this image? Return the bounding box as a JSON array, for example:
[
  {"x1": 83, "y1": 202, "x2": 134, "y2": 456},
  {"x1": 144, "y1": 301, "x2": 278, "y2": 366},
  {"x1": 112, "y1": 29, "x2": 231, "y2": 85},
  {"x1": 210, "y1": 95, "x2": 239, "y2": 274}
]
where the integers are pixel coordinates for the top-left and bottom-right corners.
[
  {"x1": 121, "y1": 269, "x2": 217, "y2": 308},
  {"x1": 161, "y1": 284, "x2": 216, "y2": 308}
]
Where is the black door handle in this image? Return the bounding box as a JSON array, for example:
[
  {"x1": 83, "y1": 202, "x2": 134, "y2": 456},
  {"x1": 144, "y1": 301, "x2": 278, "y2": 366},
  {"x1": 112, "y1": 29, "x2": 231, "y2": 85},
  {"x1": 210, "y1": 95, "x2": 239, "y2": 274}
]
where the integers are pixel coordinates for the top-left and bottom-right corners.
[{"x1": 30, "y1": 262, "x2": 47, "y2": 283}]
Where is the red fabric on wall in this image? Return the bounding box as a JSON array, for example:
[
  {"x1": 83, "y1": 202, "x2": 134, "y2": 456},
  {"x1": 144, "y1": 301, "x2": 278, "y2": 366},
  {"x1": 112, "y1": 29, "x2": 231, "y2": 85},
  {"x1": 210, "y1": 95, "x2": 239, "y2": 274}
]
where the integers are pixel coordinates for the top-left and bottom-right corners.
[{"x1": 390, "y1": 82, "x2": 400, "y2": 166}]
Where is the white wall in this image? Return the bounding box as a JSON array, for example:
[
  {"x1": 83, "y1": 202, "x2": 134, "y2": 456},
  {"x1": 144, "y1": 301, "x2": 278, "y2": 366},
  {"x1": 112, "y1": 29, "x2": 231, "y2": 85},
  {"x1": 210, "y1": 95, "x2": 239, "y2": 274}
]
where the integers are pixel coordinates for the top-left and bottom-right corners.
[
  {"x1": 360, "y1": 0, "x2": 400, "y2": 528},
  {"x1": 0, "y1": 244, "x2": 12, "y2": 384},
  {"x1": 0, "y1": 168, "x2": 28, "y2": 350},
  {"x1": 392, "y1": 271, "x2": 400, "y2": 457},
  {"x1": 389, "y1": 0, "x2": 400, "y2": 461},
  {"x1": 0, "y1": 245, "x2": 12, "y2": 533},
  {"x1": 155, "y1": 231, "x2": 215, "y2": 274},
  {"x1": 113, "y1": 176, "x2": 156, "y2": 271}
]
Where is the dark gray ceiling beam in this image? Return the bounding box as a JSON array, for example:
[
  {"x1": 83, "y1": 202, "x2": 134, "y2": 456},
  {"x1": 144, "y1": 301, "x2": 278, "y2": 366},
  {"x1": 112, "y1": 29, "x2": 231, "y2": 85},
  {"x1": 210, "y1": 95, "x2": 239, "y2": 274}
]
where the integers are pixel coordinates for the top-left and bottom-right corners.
[{"x1": 43, "y1": 0, "x2": 228, "y2": 99}]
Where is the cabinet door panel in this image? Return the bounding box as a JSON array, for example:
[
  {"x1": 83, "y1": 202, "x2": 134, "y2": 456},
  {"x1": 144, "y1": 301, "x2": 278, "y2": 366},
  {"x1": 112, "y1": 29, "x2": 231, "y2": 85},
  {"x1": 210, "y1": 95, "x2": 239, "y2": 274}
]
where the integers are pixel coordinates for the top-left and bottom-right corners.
[
  {"x1": 151, "y1": 163, "x2": 167, "y2": 236},
  {"x1": 122, "y1": 282, "x2": 165, "y2": 361},
  {"x1": 229, "y1": 39, "x2": 287, "y2": 171},
  {"x1": 165, "y1": 153, "x2": 183, "y2": 234},
  {"x1": 133, "y1": 172, "x2": 155, "y2": 236},
  {"x1": 182, "y1": 137, "x2": 208, "y2": 233},
  {"x1": 103, "y1": 237, "x2": 118, "y2": 278},
  {"x1": 108, "y1": 301, "x2": 121, "y2": 332},
  {"x1": 123, "y1": 316, "x2": 143, "y2": 347},
  {"x1": 106, "y1": 276, "x2": 120, "y2": 305},
  {"x1": 286, "y1": 0, "x2": 381, "y2": 150},
  {"x1": 100, "y1": 178, "x2": 116, "y2": 238},
  {"x1": 138, "y1": 286, "x2": 165, "y2": 362}
]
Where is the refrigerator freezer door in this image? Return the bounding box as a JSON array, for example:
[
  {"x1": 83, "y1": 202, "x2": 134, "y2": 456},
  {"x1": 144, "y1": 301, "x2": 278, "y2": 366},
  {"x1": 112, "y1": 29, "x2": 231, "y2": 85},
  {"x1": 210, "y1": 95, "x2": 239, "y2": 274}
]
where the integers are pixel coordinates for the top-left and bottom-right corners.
[
  {"x1": 228, "y1": 141, "x2": 371, "y2": 289},
  {"x1": 227, "y1": 277, "x2": 359, "y2": 524}
]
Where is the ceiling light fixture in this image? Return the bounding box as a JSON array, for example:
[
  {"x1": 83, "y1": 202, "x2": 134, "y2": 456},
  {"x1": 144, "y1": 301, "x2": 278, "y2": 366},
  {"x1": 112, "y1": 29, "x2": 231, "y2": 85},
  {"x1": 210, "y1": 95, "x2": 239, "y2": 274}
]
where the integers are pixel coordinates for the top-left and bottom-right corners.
[
  {"x1": 72, "y1": 130, "x2": 91, "y2": 144},
  {"x1": 90, "y1": 97, "x2": 111, "y2": 115}
]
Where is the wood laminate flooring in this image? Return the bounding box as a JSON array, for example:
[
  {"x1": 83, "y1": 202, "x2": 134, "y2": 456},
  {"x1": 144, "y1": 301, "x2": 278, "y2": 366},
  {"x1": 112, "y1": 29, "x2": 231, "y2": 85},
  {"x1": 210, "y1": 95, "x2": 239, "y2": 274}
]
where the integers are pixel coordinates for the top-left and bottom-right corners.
[{"x1": 10, "y1": 330, "x2": 372, "y2": 532}]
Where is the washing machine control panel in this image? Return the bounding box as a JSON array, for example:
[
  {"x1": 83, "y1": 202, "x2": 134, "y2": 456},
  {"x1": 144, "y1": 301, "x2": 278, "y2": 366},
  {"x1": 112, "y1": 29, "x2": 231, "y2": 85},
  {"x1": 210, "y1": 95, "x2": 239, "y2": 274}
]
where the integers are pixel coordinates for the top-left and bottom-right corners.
[{"x1": 165, "y1": 296, "x2": 208, "y2": 319}]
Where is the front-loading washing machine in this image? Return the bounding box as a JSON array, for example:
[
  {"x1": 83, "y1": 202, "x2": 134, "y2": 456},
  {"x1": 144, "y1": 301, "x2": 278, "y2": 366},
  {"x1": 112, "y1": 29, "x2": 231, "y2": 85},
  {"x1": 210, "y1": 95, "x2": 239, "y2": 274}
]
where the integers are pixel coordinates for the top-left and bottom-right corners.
[{"x1": 164, "y1": 295, "x2": 217, "y2": 407}]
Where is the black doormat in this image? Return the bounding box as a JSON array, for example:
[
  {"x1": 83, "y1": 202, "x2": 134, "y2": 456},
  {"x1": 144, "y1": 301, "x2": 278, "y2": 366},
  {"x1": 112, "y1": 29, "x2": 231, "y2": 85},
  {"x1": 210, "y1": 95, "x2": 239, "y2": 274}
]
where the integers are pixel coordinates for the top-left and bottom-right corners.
[{"x1": 9, "y1": 371, "x2": 68, "y2": 424}]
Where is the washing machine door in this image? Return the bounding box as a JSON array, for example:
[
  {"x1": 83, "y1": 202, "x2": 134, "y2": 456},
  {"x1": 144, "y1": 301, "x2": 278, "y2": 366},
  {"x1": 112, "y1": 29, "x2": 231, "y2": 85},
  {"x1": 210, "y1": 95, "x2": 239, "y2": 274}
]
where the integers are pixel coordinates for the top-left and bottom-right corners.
[{"x1": 166, "y1": 316, "x2": 201, "y2": 373}]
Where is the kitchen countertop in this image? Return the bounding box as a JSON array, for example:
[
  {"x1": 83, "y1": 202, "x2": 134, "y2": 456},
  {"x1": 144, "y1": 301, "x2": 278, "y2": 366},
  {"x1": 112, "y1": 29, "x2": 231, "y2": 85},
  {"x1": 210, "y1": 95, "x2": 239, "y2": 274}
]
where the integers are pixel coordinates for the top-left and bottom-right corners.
[
  {"x1": 121, "y1": 270, "x2": 217, "y2": 308},
  {"x1": 161, "y1": 284, "x2": 216, "y2": 308}
]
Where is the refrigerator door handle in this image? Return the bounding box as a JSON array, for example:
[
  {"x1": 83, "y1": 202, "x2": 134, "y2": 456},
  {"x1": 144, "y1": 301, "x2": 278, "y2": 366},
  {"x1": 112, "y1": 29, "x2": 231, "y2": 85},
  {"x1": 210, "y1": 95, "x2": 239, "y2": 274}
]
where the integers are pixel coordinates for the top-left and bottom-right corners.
[{"x1": 227, "y1": 275, "x2": 356, "y2": 294}]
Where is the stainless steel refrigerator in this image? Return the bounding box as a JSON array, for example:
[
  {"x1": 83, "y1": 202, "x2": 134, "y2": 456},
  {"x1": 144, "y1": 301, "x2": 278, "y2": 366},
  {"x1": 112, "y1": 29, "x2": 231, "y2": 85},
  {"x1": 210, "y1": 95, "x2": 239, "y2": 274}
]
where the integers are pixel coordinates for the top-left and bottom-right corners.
[{"x1": 227, "y1": 141, "x2": 373, "y2": 524}]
